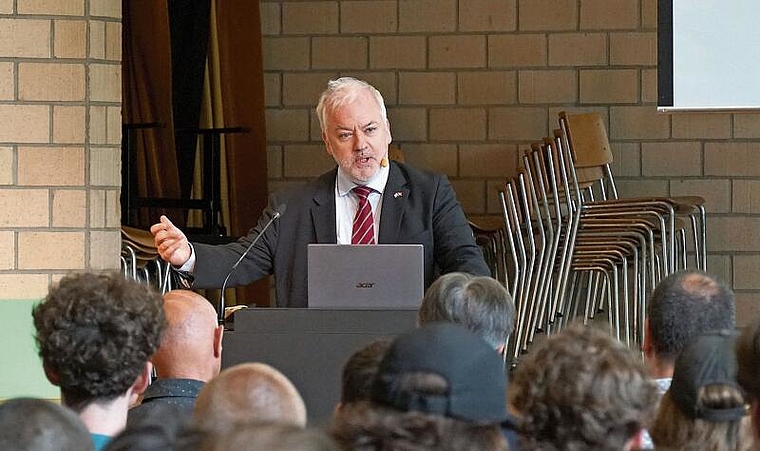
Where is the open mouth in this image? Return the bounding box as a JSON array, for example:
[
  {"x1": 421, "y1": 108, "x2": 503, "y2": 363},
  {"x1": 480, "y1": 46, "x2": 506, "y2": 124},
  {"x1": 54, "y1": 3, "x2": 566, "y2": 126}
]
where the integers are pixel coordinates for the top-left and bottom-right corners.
[{"x1": 356, "y1": 156, "x2": 373, "y2": 164}]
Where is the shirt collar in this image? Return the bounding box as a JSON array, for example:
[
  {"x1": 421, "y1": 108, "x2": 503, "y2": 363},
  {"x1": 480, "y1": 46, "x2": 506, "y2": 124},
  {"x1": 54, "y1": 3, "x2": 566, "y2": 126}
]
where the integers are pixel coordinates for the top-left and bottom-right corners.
[{"x1": 336, "y1": 161, "x2": 390, "y2": 197}]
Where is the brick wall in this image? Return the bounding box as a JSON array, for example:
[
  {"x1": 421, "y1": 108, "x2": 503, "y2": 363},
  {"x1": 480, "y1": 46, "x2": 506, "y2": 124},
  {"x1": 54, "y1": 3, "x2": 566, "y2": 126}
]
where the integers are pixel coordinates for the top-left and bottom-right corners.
[
  {"x1": 260, "y1": 0, "x2": 760, "y2": 324},
  {"x1": 0, "y1": 0, "x2": 122, "y2": 299}
]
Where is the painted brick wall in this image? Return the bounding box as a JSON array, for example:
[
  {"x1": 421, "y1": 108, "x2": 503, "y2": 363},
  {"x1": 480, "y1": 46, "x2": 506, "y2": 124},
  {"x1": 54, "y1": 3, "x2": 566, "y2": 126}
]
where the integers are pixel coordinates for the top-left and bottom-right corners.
[
  {"x1": 260, "y1": 0, "x2": 760, "y2": 324},
  {"x1": 0, "y1": 0, "x2": 122, "y2": 299}
]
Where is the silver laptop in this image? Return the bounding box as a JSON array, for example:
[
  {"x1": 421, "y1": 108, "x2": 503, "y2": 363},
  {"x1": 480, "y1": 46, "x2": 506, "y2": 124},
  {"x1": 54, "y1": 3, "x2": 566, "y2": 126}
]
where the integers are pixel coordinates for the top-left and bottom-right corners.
[{"x1": 307, "y1": 244, "x2": 424, "y2": 309}]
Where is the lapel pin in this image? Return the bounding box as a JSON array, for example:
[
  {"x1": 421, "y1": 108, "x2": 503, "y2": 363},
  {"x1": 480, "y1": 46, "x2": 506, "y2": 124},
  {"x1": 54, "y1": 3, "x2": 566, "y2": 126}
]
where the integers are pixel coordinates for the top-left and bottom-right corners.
[{"x1": 394, "y1": 191, "x2": 403, "y2": 198}]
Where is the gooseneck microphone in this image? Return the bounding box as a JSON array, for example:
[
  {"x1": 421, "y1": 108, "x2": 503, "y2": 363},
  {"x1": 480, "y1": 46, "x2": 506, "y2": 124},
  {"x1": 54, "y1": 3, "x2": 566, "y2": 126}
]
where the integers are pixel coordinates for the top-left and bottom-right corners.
[{"x1": 218, "y1": 205, "x2": 285, "y2": 325}]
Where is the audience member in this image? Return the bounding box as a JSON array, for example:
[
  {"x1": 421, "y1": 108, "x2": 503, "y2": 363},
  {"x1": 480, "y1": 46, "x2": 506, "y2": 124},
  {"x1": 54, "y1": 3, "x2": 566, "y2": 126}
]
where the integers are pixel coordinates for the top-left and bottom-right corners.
[
  {"x1": 182, "y1": 422, "x2": 340, "y2": 451},
  {"x1": 339, "y1": 339, "x2": 391, "y2": 407},
  {"x1": 644, "y1": 271, "x2": 735, "y2": 392},
  {"x1": 0, "y1": 397, "x2": 93, "y2": 451},
  {"x1": 736, "y1": 314, "x2": 760, "y2": 441},
  {"x1": 418, "y1": 272, "x2": 519, "y2": 449},
  {"x1": 32, "y1": 272, "x2": 166, "y2": 450},
  {"x1": 418, "y1": 272, "x2": 516, "y2": 353},
  {"x1": 192, "y1": 362, "x2": 307, "y2": 434},
  {"x1": 651, "y1": 330, "x2": 753, "y2": 451},
  {"x1": 510, "y1": 323, "x2": 657, "y2": 451},
  {"x1": 127, "y1": 289, "x2": 223, "y2": 425},
  {"x1": 331, "y1": 323, "x2": 508, "y2": 451}
]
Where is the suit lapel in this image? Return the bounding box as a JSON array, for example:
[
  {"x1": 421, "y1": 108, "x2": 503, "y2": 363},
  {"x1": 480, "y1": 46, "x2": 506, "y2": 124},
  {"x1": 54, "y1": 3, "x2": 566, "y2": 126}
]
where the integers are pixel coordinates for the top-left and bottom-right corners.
[
  {"x1": 311, "y1": 168, "x2": 338, "y2": 243},
  {"x1": 378, "y1": 162, "x2": 409, "y2": 243}
]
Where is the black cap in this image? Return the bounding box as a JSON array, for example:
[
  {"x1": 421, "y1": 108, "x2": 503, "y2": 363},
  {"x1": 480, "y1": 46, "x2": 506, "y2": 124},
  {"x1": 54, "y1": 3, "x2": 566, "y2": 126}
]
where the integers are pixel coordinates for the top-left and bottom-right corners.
[
  {"x1": 670, "y1": 330, "x2": 745, "y2": 422},
  {"x1": 371, "y1": 323, "x2": 508, "y2": 424}
]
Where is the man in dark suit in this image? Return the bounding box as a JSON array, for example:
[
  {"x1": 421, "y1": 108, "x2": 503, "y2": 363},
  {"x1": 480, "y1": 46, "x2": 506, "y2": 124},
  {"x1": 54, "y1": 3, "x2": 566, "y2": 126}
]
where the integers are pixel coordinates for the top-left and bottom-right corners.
[{"x1": 152, "y1": 77, "x2": 490, "y2": 307}]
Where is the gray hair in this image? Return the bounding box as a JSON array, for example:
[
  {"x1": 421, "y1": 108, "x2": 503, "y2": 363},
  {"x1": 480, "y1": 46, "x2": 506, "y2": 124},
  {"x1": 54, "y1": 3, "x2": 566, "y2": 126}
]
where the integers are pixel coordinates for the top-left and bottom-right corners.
[
  {"x1": 315, "y1": 77, "x2": 388, "y2": 133},
  {"x1": 418, "y1": 272, "x2": 516, "y2": 349}
]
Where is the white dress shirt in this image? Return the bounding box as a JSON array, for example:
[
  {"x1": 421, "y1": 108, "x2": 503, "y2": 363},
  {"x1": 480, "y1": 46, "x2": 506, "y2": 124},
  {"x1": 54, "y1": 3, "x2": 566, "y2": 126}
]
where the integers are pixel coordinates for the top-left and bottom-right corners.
[{"x1": 335, "y1": 164, "x2": 389, "y2": 244}]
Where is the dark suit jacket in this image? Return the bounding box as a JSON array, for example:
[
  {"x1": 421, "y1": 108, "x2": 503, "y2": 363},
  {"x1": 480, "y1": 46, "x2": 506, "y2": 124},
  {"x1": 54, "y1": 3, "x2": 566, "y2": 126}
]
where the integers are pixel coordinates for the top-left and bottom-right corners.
[{"x1": 192, "y1": 161, "x2": 490, "y2": 307}]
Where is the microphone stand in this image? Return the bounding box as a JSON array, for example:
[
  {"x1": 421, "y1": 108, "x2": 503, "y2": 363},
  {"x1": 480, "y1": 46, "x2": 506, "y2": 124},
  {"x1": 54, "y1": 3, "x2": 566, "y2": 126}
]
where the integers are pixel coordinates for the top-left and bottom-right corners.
[{"x1": 218, "y1": 210, "x2": 281, "y2": 326}]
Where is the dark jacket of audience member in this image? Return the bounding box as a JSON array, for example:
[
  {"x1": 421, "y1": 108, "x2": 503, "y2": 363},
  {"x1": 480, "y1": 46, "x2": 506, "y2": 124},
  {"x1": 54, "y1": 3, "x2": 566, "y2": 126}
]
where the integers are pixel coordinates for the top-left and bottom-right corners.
[
  {"x1": 651, "y1": 330, "x2": 753, "y2": 451},
  {"x1": 510, "y1": 324, "x2": 657, "y2": 451}
]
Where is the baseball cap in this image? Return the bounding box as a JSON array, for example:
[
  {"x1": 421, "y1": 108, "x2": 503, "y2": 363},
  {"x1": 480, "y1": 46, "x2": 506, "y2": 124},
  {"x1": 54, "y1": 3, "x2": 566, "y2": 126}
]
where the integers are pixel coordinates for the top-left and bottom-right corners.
[
  {"x1": 370, "y1": 323, "x2": 508, "y2": 424},
  {"x1": 670, "y1": 329, "x2": 746, "y2": 422}
]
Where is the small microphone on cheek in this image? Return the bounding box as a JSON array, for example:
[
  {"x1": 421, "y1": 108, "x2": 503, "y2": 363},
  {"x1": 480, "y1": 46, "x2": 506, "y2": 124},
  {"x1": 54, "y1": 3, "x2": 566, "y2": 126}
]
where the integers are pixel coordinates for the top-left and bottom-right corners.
[{"x1": 380, "y1": 157, "x2": 388, "y2": 168}]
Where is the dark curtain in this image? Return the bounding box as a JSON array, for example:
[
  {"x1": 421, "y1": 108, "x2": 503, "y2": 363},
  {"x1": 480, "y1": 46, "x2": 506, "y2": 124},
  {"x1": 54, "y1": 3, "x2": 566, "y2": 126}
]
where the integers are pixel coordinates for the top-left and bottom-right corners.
[
  {"x1": 168, "y1": 0, "x2": 211, "y2": 200},
  {"x1": 122, "y1": 0, "x2": 181, "y2": 227},
  {"x1": 215, "y1": 0, "x2": 270, "y2": 305},
  {"x1": 122, "y1": 0, "x2": 269, "y2": 305}
]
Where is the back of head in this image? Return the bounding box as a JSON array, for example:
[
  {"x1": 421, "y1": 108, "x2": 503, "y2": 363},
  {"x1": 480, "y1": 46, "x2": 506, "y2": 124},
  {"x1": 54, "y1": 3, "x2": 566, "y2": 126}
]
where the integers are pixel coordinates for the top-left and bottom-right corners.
[
  {"x1": 647, "y1": 271, "x2": 735, "y2": 364},
  {"x1": 200, "y1": 422, "x2": 340, "y2": 451},
  {"x1": 192, "y1": 362, "x2": 306, "y2": 434},
  {"x1": 340, "y1": 339, "x2": 391, "y2": 405},
  {"x1": 510, "y1": 323, "x2": 657, "y2": 451},
  {"x1": 152, "y1": 290, "x2": 222, "y2": 381},
  {"x1": 652, "y1": 331, "x2": 753, "y2": 450},
  {"x1": 331, "y1": 324, "x2": 508, "y2": 451},
  {"x1": 418, "y1": 272, "x2": 516, "y2": 349},
  {"x1": 32, "y1": 272, "x2": 166, "y2": 408},
  {"x1": 0, "y1": 398, "x2": 93, "y2": 451}
]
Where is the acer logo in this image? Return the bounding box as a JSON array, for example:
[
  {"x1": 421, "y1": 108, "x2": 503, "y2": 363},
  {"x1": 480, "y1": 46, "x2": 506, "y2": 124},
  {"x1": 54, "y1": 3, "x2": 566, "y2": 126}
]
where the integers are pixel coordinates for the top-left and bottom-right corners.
[{"x1": 355, "y1": 282, "x2": 375, "y2": 289}]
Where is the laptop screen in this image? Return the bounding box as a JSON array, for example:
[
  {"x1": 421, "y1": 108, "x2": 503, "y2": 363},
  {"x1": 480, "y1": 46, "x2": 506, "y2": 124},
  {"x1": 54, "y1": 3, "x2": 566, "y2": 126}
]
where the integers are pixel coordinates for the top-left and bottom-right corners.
[{"x1": 307, "y1": 244, "x2": 424, "y2": 309}]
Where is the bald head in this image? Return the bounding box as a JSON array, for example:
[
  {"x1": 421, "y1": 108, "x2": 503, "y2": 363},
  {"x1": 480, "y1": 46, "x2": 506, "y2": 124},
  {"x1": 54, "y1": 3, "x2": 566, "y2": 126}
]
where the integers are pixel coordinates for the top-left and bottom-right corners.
[
  {"x1": 193, "y1": 363, "x2": 307, "y2": 433},
  {"x1": 151, "y1": 290, "x2": 223, "y2": 381}
]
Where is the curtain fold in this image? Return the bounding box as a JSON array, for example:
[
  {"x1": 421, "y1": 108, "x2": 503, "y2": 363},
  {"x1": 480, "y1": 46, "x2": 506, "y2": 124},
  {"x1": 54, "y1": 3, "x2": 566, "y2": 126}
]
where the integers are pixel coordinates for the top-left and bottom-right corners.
[
  {"x1": 213, "y1": 0, "x2": 270, "y2": 305},
  {"x1": 122, "y1": 0, "x2": 182, "y2": 228}
]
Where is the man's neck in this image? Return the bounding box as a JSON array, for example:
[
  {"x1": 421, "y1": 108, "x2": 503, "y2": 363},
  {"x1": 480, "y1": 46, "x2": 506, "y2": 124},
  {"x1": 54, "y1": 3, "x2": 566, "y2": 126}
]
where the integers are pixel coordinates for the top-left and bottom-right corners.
[{"x1": 75, "y1": 394, "x2": 130, "y2": 437}]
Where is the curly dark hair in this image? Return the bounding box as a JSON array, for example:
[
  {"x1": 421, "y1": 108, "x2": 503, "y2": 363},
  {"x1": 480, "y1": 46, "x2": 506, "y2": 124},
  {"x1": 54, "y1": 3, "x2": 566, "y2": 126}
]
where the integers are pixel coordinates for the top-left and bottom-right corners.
[
  {"x1": 510, "y1": 324, "x2": 658, "y2": 451},
  {"x1": 32, "y1": 272, "x2": 166, "y2": 408},
  {"x1": 647, "y1": 271, "x2": 734, "y2": 363}
]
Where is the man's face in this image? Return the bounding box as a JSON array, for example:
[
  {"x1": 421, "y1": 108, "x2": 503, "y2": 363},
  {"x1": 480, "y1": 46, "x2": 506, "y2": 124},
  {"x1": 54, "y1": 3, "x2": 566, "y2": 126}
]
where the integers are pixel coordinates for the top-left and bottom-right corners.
[{"x1": 322, "y1": 89, "x2": 391, "y2": 183}]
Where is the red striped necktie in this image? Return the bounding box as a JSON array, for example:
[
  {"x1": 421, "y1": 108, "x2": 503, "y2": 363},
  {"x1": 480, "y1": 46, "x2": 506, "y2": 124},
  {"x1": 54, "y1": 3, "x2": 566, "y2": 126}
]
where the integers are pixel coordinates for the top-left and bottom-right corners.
[{"x1": 352, "y1": 185, "x2": 376, "y2": 245}]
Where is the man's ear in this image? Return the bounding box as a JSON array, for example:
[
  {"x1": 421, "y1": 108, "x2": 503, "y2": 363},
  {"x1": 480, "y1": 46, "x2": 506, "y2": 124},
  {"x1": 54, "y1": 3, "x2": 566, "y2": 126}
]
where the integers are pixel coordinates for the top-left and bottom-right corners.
[
  {"x1": 385, "y1": 119, "x2": 392, "y2": 144},
  {"x1": 43, "y1": 363, "x2": 61, "y2": 387},
  {"x1": 623, "y1": 429, "x2": 645, "y2": 451},
  {"x1": 642, "y1": 318, "x2": 654, "y2": 356},
  {"x1": 213, "y1": 325, "x2": 224, "y2": 359},
  {"x1": 131, "y1": 362, "x2": 153, "y2": 396}
]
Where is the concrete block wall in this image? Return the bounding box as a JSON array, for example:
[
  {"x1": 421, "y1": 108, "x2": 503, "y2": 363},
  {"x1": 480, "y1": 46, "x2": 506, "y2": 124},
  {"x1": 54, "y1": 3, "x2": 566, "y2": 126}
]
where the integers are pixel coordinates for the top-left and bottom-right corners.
[
  {"x1": 261, "y1": 0, "x2": 760, "y2": 323},
  {"x1": 0, "y1": 2, "x2": 121, "y2": 298}
]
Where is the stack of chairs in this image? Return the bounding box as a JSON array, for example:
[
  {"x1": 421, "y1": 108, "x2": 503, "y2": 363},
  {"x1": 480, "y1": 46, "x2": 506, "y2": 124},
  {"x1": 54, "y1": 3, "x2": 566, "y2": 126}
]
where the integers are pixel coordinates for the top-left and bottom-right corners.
[
  {"x1": 500, "y1": 112, "x2": 706, "y2": 363},
  {"x1": 121, "y1": 225, "x2": 173, "y2": 294}
]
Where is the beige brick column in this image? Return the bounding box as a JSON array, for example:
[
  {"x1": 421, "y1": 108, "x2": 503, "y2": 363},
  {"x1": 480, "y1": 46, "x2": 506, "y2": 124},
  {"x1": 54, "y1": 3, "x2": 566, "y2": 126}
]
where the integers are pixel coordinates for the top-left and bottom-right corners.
[{"x1": 0, "y1": 0, "x2": 122, "y2": 298}]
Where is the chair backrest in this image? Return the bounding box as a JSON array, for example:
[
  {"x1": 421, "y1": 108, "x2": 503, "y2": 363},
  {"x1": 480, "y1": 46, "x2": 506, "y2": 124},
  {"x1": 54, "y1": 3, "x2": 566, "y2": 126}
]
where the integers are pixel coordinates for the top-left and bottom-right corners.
[
  {"x1": 558, "y1": 111, "x2": 613, "y2": 168},
  {"x1": 558, "y1": 112, "x2": 617, "y2": 200}
]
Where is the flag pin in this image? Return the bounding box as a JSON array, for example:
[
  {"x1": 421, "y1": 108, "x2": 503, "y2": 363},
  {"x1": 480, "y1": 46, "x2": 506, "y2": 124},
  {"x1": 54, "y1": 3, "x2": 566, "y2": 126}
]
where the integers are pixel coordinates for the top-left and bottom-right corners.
[{"x1": 394, "y1": 191, "x2": 403, "y2": 198}]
